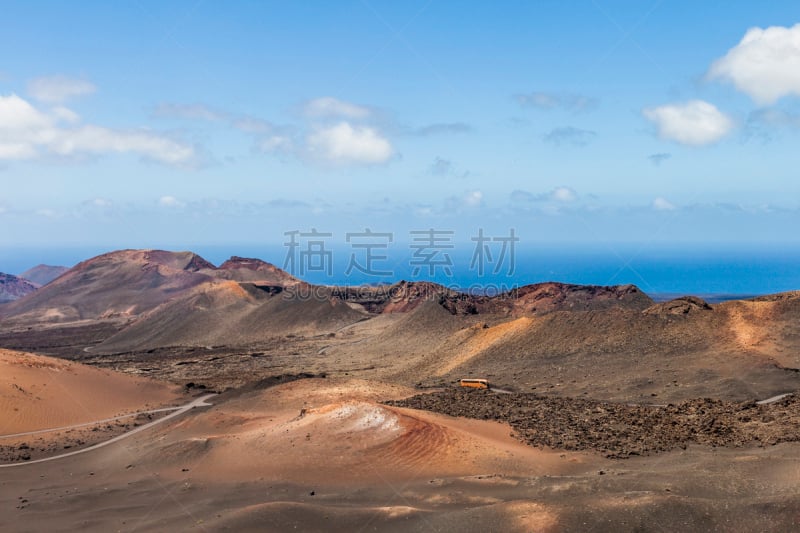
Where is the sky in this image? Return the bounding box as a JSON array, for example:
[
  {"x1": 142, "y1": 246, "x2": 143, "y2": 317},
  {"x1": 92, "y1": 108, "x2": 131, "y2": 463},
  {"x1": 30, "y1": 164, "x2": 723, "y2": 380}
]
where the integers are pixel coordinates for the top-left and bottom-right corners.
[{"x1": 2, "y1": 1, "x2": 800, "y2": 261}]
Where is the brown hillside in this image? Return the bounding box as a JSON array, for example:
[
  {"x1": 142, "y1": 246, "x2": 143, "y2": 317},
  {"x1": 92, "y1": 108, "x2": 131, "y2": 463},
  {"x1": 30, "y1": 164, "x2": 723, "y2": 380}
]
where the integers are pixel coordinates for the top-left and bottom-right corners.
[
  {"x1": 0, "y1": 250, "x2": 216, "y2": 325},
  {"x1": 0, "y1": 348, "x2": 181, "y2": 433},
  {"x1": 90, "y1": 281, "x2": 367, "y2": 353},
  {"x1": 415, "y1": 295, "x2": 800, "y2": 402}
]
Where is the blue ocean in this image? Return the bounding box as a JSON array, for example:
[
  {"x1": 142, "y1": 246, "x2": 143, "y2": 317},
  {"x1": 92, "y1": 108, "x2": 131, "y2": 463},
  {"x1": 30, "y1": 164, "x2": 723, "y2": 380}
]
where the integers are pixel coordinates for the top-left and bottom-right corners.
[{"x1": 2, "y1": 243, "x2": 799, "y2": 302}]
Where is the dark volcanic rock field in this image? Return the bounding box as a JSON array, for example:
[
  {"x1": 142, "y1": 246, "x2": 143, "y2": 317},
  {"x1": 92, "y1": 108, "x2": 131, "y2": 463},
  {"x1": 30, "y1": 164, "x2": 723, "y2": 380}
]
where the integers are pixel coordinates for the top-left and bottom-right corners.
[{"x1": 388, "y1": 388, "x2": 800, "y2": 458}]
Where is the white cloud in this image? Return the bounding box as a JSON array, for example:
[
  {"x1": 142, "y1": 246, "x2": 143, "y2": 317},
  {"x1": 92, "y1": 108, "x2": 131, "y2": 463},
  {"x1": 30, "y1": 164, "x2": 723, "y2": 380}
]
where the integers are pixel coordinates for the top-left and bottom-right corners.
[
  {"x1": 258, "y1": 135, "x2": 293, "y2": 153},
  {"x1": 52, "y1": 106, "x2": 80, "y2": 123},
  {"x1": 154, "y1": 97, "x2": 392, "y2": 167},
  {"x1": 231, "y1": 116, "x2": 273, "y2": 134},
  {"x1": 0, "y1": 93, "x2": 52, "y2": 131},
  {"x1": 92, "y1": 198, "x2": 113, "y2": 207},
  {"x1": 653, "y1": 197, "x2": 676, "y2": 211},
  {"x1": 708, "y1": 24, "x2": 800, "y2": 105},
  {"x1": 463, "y1": 190, "x2": 483, "y2": 207},
  {"x1": 510, "y1": 187, "x2": 578, "y2": 203},
  {"x1": 28, "y1": 75, "x2": 96, "y2": 104},
  {"x1": 0, "y1": 142, "x2": 37, "y2": 159},
  {"x1": 643, "y1": 100, "x2": 734, "y2": 146},
  {"x1": 0, "y1": 93, "x2": 195, "y2": 165},
  {"x1": 48, "y1": 125, "x2": 195, "y2": 164},
  {"x1": 444, "y1": 190, "x2": 484, "y2": 211},
  {"x1": 158, "y1": 195, "x2": 184, "y2": 208},
  {"x1": 304, "y1": 97, "x2": 372, "y2": 120},
  {"x1": 550, "y1": 187, "x2": 578, "y2": 202},
  {"x1": 551, "y1": 186, "x2": 577, "y2": 202},
  {"x1": 306, "y1": 122, "x2": 392, "y2": 165}
]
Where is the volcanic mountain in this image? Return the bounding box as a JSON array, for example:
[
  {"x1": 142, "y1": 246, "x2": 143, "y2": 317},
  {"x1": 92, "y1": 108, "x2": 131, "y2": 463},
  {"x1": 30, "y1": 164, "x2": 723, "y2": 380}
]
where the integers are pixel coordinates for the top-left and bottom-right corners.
[
  {"x1": 88, "y1": 277, "x2": 654, "y2": 354},
  {"x1": 0, "y1": 250, "x2": 300, "y2": 326},
  {"x1": 0, "y1": 273, "x2": 38, "y2": 303},
  {"x1": 0, "y1": 250, "x2": 217, "y2": 325},
  {"x1": 19, "y1": 264, "x2": 69, "y2": 286}
]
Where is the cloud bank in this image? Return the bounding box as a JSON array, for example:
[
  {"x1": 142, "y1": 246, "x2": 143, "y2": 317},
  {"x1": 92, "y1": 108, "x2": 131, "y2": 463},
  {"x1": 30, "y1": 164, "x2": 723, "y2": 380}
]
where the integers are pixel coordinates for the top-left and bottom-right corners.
[{"x1": 0, "y1": 93, "x2": 195, "y2": 165}]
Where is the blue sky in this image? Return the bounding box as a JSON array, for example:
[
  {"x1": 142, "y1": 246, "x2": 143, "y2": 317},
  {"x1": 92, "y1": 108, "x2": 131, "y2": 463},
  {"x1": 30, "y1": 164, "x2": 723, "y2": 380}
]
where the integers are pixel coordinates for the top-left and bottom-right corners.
[{"x1": 2, "y1": 0, "x2": 800, "y2": 252}]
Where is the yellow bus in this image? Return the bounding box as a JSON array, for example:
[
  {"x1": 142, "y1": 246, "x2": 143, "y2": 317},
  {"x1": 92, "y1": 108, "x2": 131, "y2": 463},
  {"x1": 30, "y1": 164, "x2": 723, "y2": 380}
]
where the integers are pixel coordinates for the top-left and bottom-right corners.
[{"x1": 458, "y1": 378, "x2": 490, "y2": 390}]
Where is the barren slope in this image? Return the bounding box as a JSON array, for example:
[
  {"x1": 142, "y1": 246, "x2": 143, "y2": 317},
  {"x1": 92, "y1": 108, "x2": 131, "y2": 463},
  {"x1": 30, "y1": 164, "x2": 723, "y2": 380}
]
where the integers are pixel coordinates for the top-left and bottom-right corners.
[
  {"x1": 91, "y1": 282, "x2": 367, "y2": 353},
  {"x1": 0, "y1": 349, "x2": 181, "y2": 434},
  {"x1": 412, "y1": 295, "x2": 800, "y2": 402}
]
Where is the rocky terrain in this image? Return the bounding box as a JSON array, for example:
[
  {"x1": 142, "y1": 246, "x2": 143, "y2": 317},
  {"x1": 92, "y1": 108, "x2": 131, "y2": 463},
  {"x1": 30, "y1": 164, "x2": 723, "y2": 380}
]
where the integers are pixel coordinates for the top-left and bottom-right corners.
[
  {"x1": 0, "y1": 273, "x2": 37, "y2": 303},
  {"x1": 331, "y1": 279, "x2": 652, "y2": 316},
  {"x1": 389, "y1": 389, "x2": 800, "y2": 458}
]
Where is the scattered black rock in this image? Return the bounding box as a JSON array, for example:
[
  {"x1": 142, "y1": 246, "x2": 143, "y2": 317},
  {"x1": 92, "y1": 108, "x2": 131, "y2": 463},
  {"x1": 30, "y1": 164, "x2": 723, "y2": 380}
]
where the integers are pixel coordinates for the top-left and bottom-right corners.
[{"x1": 386, "y1": 389, "x2": 800, "y2": 459}]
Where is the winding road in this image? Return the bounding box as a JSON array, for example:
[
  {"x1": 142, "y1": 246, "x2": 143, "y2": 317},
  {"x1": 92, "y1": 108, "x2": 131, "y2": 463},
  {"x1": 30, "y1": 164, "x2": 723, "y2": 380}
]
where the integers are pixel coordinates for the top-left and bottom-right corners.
[
  {"x1": 756, "y1": 393, "x2": 794, "y2": 405},
  {"x1": 0, "y1": 394, "x2": 215, "y2": 468},
  {"x1": 0, "y1": 406, "x2": 188, "y2": 440}
]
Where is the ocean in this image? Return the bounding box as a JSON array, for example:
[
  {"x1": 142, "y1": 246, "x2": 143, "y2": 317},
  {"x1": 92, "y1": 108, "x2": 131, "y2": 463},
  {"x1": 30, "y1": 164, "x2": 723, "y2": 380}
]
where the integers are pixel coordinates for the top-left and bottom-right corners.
[{"x1": 2, "y1": 243, "x2": 799, "y2": 301}]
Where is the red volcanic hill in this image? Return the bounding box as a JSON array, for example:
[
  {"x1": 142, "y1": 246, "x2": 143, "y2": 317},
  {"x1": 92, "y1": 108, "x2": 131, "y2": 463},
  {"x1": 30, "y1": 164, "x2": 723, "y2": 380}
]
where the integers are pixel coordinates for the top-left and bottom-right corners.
[
  {"x1": 0, "y1": 250, "x2": 216, "y2": 324},
  {"x1": 0, "y1": 250, "x2": 300, "y2": 325},
  {"x1": 0, "y1": 273, "x2": 38, "y2": 303},
  {"x1": 204, "y1": 256, "x2": 300, "y2": 285},
  {"x1": 332, "y1": 280, "x2": 652, "y2": 316}
]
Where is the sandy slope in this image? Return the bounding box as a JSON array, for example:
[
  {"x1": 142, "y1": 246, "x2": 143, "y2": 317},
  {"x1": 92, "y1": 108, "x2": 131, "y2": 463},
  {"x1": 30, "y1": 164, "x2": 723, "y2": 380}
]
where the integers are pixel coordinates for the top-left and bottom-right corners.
[
  {"x1": 137, "y1": 378, "x2": 573, "y2": 485},
  {"x1": 0, "y1": 377, "x2": 586, "y2": 532},
  {"x1": 2, "y1": 377, "x2": 800, "y2": 532},
  {"x1": 0, "y1": 349, "x2": 182, "y2": 434}
]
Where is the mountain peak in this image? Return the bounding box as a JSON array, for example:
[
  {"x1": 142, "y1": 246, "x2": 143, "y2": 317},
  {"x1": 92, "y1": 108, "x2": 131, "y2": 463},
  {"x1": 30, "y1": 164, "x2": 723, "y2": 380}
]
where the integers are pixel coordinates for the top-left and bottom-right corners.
[
  {"x1": 19, "y1": 264, "x2": 70, "y2": 286},
  {"x1": 214, "y1": 256, "x2": 298, "y2": 284}
]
